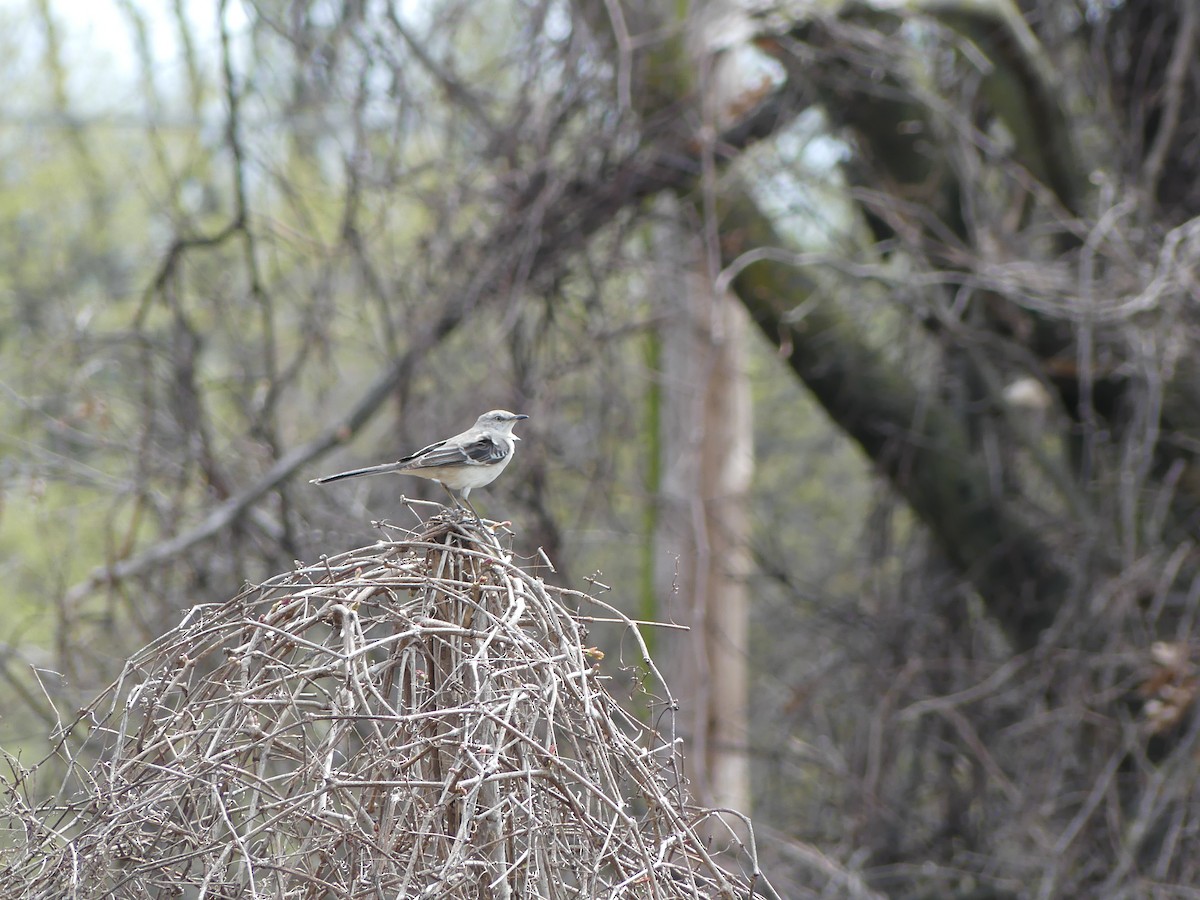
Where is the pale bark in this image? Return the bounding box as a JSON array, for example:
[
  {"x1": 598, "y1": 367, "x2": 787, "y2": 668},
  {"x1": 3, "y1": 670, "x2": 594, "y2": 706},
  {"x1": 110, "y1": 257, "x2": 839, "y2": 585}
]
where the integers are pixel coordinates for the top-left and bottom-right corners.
[{"x1": 653, "y1": 197, "x2": 754, "y2": 817}]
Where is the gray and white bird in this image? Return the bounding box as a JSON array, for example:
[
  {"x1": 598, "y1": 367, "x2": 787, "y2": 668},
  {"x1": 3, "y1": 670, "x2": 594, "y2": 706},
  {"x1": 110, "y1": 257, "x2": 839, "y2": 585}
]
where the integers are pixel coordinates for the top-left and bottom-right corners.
[{"x1": 311, "y1": 409, "x2": 528, "y2": 516}]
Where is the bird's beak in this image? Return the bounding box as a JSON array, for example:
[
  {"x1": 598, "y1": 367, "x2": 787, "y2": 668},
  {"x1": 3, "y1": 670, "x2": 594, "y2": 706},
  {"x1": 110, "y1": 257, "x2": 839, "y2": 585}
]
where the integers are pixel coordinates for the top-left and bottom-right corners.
[{"x1": 514, "y1": 414, "x2": 529, "y2": 420}]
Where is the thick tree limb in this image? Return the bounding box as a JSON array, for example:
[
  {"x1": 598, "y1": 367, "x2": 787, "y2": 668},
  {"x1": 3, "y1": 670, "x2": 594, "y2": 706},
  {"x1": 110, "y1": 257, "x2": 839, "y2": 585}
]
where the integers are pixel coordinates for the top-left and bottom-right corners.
[{"x1": 719, "y1": 185, "x2": 1066, "y2": 650}]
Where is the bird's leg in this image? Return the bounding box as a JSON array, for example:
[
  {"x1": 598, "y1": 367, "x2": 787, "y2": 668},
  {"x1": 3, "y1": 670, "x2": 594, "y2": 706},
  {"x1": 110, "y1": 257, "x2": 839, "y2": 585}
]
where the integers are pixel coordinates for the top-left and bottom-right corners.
[
  {"x1": 439, "y1": 482, "x2": 465, "y2": 515},
  {"x1": 438, "y1": 483, "x2": 481, "y2": 520}
]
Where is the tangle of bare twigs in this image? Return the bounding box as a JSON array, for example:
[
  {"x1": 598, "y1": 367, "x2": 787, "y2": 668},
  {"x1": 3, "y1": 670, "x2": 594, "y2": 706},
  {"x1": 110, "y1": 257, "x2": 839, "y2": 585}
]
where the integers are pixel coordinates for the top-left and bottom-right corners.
[{"x1": 1, "y1": 509, "x2": 766, "y2": 898}]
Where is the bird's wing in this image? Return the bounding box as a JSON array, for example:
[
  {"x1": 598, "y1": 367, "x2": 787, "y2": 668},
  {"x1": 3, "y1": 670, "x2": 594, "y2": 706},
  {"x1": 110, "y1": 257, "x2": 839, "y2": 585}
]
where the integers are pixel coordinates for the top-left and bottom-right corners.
[{"x1": 402, "y1": 434, "x2": 506, "y2": 469}]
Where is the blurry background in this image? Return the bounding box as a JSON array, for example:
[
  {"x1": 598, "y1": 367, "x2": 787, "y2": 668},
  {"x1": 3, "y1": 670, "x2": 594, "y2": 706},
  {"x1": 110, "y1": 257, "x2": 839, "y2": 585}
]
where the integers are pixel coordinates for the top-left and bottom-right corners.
[{"x1": 2, "y1": 0, "x2": 1199, "y2": 896}]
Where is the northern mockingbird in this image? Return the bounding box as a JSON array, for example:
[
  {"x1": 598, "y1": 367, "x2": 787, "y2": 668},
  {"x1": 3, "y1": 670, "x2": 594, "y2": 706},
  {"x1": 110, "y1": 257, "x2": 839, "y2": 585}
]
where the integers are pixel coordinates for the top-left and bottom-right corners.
[{"x1": 311, "y1": 409, "x2": 528, "y2": 516}]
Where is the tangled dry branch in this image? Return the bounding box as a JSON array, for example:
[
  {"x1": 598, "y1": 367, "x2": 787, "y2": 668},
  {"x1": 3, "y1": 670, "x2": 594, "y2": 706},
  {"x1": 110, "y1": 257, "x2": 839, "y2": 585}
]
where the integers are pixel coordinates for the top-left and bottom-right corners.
[{"x1": 1, "y1": 509, "x2": 766, "y2": 898}]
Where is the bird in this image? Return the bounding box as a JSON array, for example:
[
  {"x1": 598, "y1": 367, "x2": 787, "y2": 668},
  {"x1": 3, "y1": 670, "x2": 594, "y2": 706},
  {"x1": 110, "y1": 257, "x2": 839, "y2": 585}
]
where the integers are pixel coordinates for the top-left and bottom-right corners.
[{"x1": 310, "y1": 409, "x2": 529, "y2": 518}]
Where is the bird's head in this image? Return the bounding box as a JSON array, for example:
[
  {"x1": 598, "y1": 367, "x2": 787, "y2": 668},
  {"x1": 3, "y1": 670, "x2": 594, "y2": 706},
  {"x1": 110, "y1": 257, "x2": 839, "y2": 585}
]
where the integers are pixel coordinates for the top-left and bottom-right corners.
[{"x1": 476, "y1": 409, "x2": 529, "y2": 437}]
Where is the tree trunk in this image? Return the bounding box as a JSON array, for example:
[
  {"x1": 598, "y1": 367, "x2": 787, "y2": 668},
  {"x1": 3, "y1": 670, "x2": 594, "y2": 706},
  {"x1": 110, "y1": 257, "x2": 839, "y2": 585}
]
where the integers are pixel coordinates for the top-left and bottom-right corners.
[{"x1": 653, "y1": 197, "x2": 754, "y2": 817}]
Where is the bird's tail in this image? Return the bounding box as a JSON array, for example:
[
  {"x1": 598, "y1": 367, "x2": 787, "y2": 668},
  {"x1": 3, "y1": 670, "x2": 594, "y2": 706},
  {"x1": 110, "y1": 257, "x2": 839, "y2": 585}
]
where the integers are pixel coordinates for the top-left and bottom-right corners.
[{"x1": 310, "y1": 462, "x2": 403, "y2": 484}]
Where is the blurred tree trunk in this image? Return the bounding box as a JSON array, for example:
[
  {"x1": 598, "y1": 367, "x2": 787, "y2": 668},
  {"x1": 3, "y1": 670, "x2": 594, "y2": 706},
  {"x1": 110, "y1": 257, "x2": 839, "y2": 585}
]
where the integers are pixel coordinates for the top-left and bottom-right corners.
[
  {"x1": 652, "y1": 196, "x2": 753, "y2": 817},
  {"x1": 622, "y1": 0, "x2": 759, "y2": 818}
]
